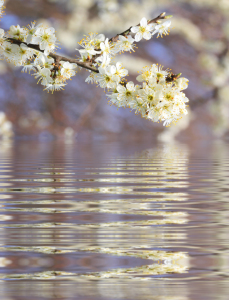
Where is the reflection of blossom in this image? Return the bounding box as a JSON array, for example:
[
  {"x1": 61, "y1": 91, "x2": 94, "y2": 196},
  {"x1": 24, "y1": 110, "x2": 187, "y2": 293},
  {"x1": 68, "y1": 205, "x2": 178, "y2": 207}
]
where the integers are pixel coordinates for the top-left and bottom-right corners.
[
  {"x1": 0, "y1": 246, "x2": 188, "y2": 279},
  {"x1": 0, "y1": 257, "x2": 12, "y2": 267},
  {"x1": 0, "y1": 214, "x2": 12, "y2": 221}
]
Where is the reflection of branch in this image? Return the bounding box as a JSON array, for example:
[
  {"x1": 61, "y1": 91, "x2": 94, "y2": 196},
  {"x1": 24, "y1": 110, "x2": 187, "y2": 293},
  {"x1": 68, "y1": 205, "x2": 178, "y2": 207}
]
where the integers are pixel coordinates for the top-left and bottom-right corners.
[
  {"x1": 0, "y1": 246, "x2": 188, "y2": 280},
  {"x1": 0, "y1": 263, "x2": 188, "y2": 280}
]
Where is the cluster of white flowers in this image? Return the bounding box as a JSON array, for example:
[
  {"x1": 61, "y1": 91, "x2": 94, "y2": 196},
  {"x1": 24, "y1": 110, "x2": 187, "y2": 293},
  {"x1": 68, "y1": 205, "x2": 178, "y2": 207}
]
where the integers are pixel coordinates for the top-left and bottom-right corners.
[
  {"x1": 109, "y1": 65, "x2": 189, "y2": 126},
  {"x1": 0, "y1": 0, "x2": 189, "y2": 126},
  {"x1": 79, "y1": 17, "x2": 188, "y2": 126},
  {"x1": 0, "y1": 22, "x2": 57, "y2": 65},
  {"x1": 0, "y1": 1, "x2": 77, "y2": 93}
]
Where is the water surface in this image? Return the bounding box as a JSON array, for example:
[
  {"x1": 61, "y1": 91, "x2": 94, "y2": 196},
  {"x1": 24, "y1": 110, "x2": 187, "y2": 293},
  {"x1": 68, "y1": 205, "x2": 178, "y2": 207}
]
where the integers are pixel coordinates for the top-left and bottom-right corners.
[{"x1": 0, "y1": 140, "x2": 228, "y2": 300}]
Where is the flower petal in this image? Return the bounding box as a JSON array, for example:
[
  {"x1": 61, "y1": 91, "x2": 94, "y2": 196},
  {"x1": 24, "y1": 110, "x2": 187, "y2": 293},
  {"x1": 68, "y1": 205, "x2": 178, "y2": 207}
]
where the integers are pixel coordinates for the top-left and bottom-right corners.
[
  {"x1": 36, "y1": 28, "x2": 44, "y2": 36},
  {"x1": 151, "y1": 30, "x2": 157, "y2": 36},
  {"x1": 100, "y1": 42, "x2": 105, "y2": 51},
  {"x1": 135, "y1": 32, "x2": 142, "y2": 42},
  {"x1": 113, "y1": 75, "x2": 120, "y2": 83},
  {"x1": 136, "y1": 75, "x2": 144, "y2": 82},
  {"x1": 163, "y1": 20, "x2": 171, "y2": 27},
  {"x1": 143, "y1": 31, "x2": 151, "y2": 40},
  {"x1": 119, "y1": 35, "x2": 126, "y2": 41},
  {"x1": 96, "y1": 34, "x2": 105, "y2": 41},
  {"x1": 127, "y1": 36, "x2": 135, "y2": 43},
  {"x1": 127, "y1": 81, "x2": 134, "y2": 90},
  {"x1": 147, "y1": 24, "x2": 155, "y2": 31},
  {"x1": 120, "y1": 69, "x2": 128, "y2": 77},
  {"x1": 140, "y1": 17, "x2": 147, "y2": 27},
  {"x1": 107, "y1": 65, "x2": 116, "y2": 75},
  {"x1": 40, "y1": 41, "x2": 47, "y2": 50},
  {"x1": 46, "y1": 27, "x2": 55, "y2": 35},
  {"x1": 116, "y1": 62, "x2": 122, "y2": 70},
  {"x1": 131, "y1": 26, "x2": 139, "y2": 33},
  {"x1": 98, "y1": 67, "x2": 105, "y2": 74},
  {"x1": 117, "y1": 84, "x2": 126, "y2": 93}
]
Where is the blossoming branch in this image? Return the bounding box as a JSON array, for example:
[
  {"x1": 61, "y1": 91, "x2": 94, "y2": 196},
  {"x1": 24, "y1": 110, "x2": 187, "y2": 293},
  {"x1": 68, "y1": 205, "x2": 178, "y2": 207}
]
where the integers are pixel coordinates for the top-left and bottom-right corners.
[{"x1": 0, "y1": 0, "x2": 189, "y2": 126}]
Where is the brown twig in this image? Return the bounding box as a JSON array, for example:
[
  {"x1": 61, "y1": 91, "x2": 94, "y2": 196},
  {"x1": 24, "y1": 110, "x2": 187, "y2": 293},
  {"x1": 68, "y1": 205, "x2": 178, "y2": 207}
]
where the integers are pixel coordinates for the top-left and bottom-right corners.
[
  {"x1": 7, "y1": 12, "x2": 174, "y2": 79},
  {"x1": 91, "y1": 13, "x2": 169, "y2": 63},
  {"x1": 7, "y1": 37, "x2": 99, "y2": 73},
  {"x1": 109, "y1": 12, "x2": 167, "y2": 43}
]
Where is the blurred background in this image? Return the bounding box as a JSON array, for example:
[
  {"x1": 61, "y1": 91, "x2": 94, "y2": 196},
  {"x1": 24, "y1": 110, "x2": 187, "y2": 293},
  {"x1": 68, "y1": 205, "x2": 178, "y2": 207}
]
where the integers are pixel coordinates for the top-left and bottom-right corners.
[{"x1": 0, "y1": 0, "x2": 229, "y2": 142}]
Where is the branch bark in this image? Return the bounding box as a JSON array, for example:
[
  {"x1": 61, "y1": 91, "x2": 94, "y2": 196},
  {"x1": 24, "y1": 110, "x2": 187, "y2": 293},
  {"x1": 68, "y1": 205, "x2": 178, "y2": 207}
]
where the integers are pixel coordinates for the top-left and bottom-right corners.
[
  {"x1": 7, "y1": 37, "x2": 99, "y2": 72},
  {"x1": 109, "y1": 12, "x2": 167, "y2": 43},
  {"x1": 7, "y1": 12, "x2": 174, "y2": 80}
]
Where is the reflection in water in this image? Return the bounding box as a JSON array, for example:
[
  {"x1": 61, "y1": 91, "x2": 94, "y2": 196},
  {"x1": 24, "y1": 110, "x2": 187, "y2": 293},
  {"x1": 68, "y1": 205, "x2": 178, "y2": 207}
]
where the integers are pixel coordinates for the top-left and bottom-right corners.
[{"x1": 0, "y1": 140, "x2": 228, "y2": 299}]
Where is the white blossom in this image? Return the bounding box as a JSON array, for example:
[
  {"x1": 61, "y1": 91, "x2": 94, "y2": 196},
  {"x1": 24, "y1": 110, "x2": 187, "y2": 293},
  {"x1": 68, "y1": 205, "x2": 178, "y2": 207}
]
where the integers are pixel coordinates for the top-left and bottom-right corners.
[
  {"x1": 34, "y1": 67, "x2": 52, "y2": 85},
  {"x1": 2, "y1": 41, "x2": 19, "y2": 62},
  {"x1": 152, "y1": 20, "x2": 171, "y2": 38},
  {"x1": 129, "y1": 98, "x2": 148, "y2": 117},
  {"x1": 95, "y1": 54, "x2": 111, "y2": 68},
  {"x1": 21, "y1": 61, "x2": 36, "y2": 73},
  {"x1": 131, "y1": 17, "x2": 154, "y2": 42},
  {"x1": 136, "y1": 66, "x2": 153, "y2": 82},
  {"x1": 116, "y1": 81, "x2": 136, "y2": 106},
  {"x1": 34, "y1": 53, "x2": 54, "y2": 69},
  {"x1": 153, "y1": 65, "x2": 168, "y2": 81},
  {"x1": 138, "y1": 84, "x2": 161, "y2": 108},
  {"x1": 85, "y1": 72, "x2": 97, "y2": 84},
  {"x1": 8, "y1": 25, "x2": 27, "y2": 42},
  {"x1": 26, "y1": 22, "x2": 43, "y2": 44},
  {"x1": 0, "y1": 10, "x2": 189, "y2": 127},
  {"x1": 108, "y1": 89, "x2": 119, "y2": 106},
  {"x1": 174, "y1": 77, "x2": 189, "y2": 90},
  {"x1": 61, "y1": 61, "x2": 77, "y2": 79},
  {"x1": 115, "y1": 35, "x2": 135, "y2": 52},
  {"x1": 78, "y1": 47, "x2": 98, "y2": 59},
  {"x1": 114, "y1": 62, "x2": 128, "y2": 78},
  {"x1": 14, "y1": 43, "x2": 34, "y2": 65},
  {"x1": 32, "y1": 27, "x2": 57, "y2": 55},
  {"x1": 78, "y1": 49, "x2": 90, "y2": 61},
  {"x1": 137, "y1": 64, "x2": 168, "y2": 83},
  {"x1": 95, "y1": 65, "x2": 120, "y2": 89},
  {"x1": 162, "y1": 86, "x2": 180, "y2": 103},
  {"x1": 44, "y1": 80, "x2": 66, "y2": 93},
  {"x1": 78, "y1": 33, "x2": 105, "y2": 58},
  {"x1": 108, "y1": 71, "x2": 189, "y2": 126},
  {"x1": 100, "y1": 38, "x2": 114, "y2": 57}
]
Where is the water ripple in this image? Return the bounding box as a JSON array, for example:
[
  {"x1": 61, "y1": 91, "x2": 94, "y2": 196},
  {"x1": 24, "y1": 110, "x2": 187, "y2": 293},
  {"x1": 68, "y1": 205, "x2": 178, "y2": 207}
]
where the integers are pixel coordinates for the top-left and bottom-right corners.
[{"x1": 0, "y1": 141, "x2": 228, "y2": 299}]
